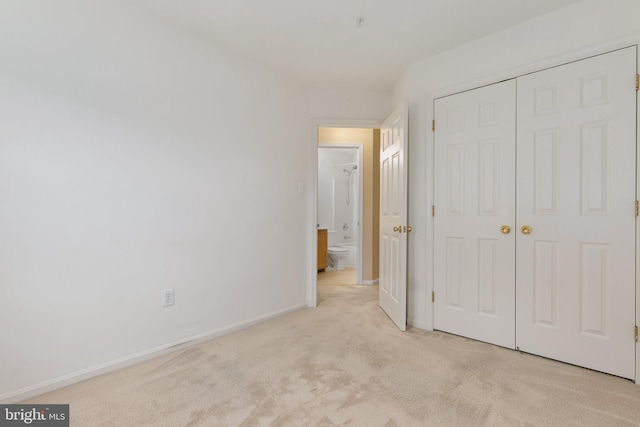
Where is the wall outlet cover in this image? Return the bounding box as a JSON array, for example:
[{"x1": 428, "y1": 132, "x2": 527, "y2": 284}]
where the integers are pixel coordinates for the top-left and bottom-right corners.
[{"x1": 161, "y1": 289, "x2": 175, "y2": 307}]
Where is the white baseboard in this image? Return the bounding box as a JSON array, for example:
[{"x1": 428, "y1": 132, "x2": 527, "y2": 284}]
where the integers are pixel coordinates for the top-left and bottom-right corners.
[
  {"x1": 361, "y1": 279, "x2": 379, "y2": 285},
  {"x1": 0, "y1": 303, "x2": 308, "y2": 404},
  {"x1": 408, "y1": 318, "x2": 429, "y2": 330}
]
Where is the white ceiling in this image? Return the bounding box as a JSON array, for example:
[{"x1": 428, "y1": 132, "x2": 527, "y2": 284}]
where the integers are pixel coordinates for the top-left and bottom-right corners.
[{"x1": 126, "y1": 0, "x2": 581, "y2": 91}]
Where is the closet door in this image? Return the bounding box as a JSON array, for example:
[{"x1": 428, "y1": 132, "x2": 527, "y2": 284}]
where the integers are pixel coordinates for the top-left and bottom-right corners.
[
  {"x1": 434, "y1": 80, "x2": 516, "y2": 348},
  {"x1": 516, "y1": 47, "x2": 637, "y2": 379}
]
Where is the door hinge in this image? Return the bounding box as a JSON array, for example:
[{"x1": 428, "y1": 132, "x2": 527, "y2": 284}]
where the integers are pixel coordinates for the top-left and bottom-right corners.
[
  {"x1": 635, "y1": 200, "x2": 638, "y2": 217},
  {"x1": 636, "y1": 74, "x2": 639, "y2": 91},
  {"x1": 432, "y1": 120, "x2": 436, "y2": 131},
  {"x1": 432, "y1": 205, "x2": 435, "y2": 217},
  {"x1": 635, "y1": 325, "x2": 638, "y2": 343},
  {"x1": 432, "y1": 291, "x2": 435, "y2": 303}
]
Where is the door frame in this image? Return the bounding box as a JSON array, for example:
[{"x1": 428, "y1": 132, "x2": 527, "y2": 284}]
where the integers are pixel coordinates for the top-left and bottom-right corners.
[
  {"x1": 425, "y1": 36, "x2": 640, "y2": 382},
  {"x1": 318, "y1": 143, "x2": 365, "y2": 285},
  {"x1": 307, "y1": 119, "x2": 383, "y2": 308}
]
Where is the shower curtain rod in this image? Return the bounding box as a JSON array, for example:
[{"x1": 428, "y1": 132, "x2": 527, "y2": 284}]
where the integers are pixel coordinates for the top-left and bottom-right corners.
[{"x1": 334, "y1": 162, "x2": 358, "y2": 168}]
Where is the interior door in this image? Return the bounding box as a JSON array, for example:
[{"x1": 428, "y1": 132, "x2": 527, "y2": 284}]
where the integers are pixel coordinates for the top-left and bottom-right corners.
[
  {"x1": 516, "y1": 47, "x2": 637, "y2": 379},
  {"x1": 379, "y1": 104, "x2": 409, "y2": 331},
  {"x1": 433, "y1": 80, "x2": 517, "y2": 348}
]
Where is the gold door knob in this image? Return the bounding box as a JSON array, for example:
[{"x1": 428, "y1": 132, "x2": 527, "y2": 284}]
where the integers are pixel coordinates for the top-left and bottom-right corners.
[
  {"x1": 393, "y1": 226, "x2": 402, "y2": 232},
  {"x1": 404, "y1": 225, "x2": 413, "y2": 233},
  {"x1": 500, "y1": 225, "x2": 511, "y2": 235},
  {"x1": 521, "y1": 225, "x2": 532, "y2": 235}
]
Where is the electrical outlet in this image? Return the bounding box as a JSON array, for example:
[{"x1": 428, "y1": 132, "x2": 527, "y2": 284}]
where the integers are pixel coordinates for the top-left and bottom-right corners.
[{"x1": 161, "y1": 289, "x2": 174, "y2": 307}]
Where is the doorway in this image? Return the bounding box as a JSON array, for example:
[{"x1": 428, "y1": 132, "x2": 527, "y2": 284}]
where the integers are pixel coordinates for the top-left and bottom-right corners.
[{"x1": 315, "y1": 127, "x2": 381, "y2": 301}]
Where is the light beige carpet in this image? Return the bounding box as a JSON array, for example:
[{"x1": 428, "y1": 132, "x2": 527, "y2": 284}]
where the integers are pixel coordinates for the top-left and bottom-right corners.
[
  {"x1": 24, "y1": 285, "x2": 640, "y2": 426},
  {"x1": 317, "y1": 268, "x2": 356, "y2": 286}
]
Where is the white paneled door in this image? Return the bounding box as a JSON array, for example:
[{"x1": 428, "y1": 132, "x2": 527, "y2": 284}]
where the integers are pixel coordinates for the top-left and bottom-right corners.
[
  {"x1": 433, "y1": 47, "x2": 637, "y2": 379},
  {"x1": 379, "y1": 104, "x2": 409, "y2": 331},
  {"x1": 434, "y1": 80, "x2": 517, "y2": 348},
  {"x1": 516, "y1": 47, "x2": 637, "y2": 379}
]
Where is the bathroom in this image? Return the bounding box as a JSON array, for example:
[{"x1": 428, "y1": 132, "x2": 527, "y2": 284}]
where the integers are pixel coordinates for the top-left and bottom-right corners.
[
  {"x1": 318, "y1": 146, "x2": 361, "y2": 279},
  {"x1": 316, "y1": 127, "x2": 380, "y2": 287}
]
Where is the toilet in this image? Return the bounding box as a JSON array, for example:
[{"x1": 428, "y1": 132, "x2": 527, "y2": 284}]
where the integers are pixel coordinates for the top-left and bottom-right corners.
[{"x1": 327, "y1": 246, "x2": 349, "y2": 271}]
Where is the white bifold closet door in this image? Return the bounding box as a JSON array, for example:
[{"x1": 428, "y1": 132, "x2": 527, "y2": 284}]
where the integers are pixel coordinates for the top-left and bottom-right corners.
[
  {"x1": 516, "y1": 47, "x2": 637, "y2": 379},
  {"x1": 433, "y1": 47, "x2": 637, "y2": 379},
  {"x1": 434, "y1": 80, "x2": 517, "y2": 349}
]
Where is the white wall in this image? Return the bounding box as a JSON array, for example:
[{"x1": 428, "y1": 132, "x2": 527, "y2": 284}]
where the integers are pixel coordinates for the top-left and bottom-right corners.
[
  {"x1": 0, "y1": 0, "x2": 308, "y2": 401},
  {"x1": 395, "y1": 0, "x2": 640, "y2": 329},
  {"x1": 308, "y1": 89, "x2": 391, "y2": 122}
]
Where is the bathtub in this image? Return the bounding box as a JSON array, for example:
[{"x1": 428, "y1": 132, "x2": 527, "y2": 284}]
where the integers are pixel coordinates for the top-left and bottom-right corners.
[{"x1": 335, "y1": 243, "x2": 357, "y2": 268}]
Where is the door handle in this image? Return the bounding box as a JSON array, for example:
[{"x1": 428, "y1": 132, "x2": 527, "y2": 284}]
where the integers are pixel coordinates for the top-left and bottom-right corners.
[
  {"x1": 393, "y1": 226, "x2": 402, "y2": 232},
  {"x1": 521, "y1": 225, "x2": 532, "y2": 235},
  {"x1": 403, "y1": 225, "x2": 413, "y2": 233},
  {"x1": 500, "y1": 225, "x2": 511, "y2": 235}
]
